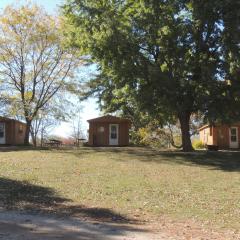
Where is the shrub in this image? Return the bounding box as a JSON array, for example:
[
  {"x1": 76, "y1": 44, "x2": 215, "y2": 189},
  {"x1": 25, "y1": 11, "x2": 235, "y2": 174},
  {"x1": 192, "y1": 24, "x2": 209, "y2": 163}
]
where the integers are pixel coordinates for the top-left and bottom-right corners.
[{"x1": 192, "y1": 139, "x2": 205, "y2": 149}]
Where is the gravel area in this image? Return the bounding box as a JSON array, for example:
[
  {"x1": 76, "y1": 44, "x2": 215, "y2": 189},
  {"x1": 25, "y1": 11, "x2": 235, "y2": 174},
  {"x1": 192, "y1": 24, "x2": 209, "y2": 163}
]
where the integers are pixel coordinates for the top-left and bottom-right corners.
[
  {"x1": 0, "y1": 210, "x2": 167, "y2": 240},
  {"x1": 0, "y1": 210, "x2": 239, "y2": 240}
]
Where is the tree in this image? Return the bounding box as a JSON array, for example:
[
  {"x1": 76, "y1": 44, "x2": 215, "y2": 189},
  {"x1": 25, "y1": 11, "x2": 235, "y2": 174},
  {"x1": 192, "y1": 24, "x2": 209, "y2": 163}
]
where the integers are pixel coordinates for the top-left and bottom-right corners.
[
  {"x1": 71, "y1": 106, "x2": 85, "y2": 146},
  {"x1": 63, "y1": 0, "x2": 240, "y2": 151},
  {"x1": 30, "y1": 112, "x2": 56, "y2": 147},
  {"x1": 30, "y1": 96, "x2": 72, "y2": 146},
  {"x1": 0, "y1": 4, "x2": 80, "y2": 145}
]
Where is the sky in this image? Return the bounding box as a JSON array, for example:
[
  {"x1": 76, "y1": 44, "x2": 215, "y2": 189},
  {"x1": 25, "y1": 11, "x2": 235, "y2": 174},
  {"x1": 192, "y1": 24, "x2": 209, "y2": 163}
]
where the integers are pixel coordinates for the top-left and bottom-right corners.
[{"x1": 0, "y1": 0, "x2": 100, "y2": 138}]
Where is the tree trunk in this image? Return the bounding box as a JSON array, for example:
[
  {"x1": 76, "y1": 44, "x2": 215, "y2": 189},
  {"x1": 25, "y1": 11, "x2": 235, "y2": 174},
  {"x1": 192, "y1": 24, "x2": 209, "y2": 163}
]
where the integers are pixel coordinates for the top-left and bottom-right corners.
[
  {"x1": 178, "y1": 112, "x2": 193, "y2": 152},
  {"x1": 30, "y1": 130, "x2": 37, "y2": 147},
  {"x1": 24, "y1": 120, "x2": 31, "y2": 145},
  {"x1": 40, "y1": 127, "x2": 44, "y2": 147}
]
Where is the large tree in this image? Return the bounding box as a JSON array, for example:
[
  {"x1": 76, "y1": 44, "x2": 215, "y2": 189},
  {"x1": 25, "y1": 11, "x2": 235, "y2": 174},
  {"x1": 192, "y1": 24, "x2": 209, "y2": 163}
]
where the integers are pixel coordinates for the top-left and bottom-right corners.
[
  {"x1": 0, "y1": 4, "x2": 80, "y2": 144},
  {"x1": 63, "y1": 0, "x2": 240, "y2": 151}
]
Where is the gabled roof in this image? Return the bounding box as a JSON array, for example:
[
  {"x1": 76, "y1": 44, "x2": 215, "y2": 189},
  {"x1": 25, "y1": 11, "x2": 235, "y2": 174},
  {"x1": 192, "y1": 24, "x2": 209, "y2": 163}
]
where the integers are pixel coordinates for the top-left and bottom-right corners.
[
  {"x1": 198, "y1": 124, "x2": 211, "y2": 131},
  {"x1": 198, "y1": 122, "x2": 240, "y2": 131},
  {"x1": 87, "y1": 115, "x2": 131, "y2": 123},
  {"x1": 0, "y1": 116, "x2": 26, "y2": 125}
]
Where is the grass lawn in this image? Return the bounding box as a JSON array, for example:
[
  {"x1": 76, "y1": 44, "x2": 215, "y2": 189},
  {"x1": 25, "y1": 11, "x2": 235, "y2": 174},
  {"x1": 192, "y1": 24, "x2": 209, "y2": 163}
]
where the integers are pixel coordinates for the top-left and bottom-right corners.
[{"x1": 0, "y1": 147, "x2": 239, "y2": 232}]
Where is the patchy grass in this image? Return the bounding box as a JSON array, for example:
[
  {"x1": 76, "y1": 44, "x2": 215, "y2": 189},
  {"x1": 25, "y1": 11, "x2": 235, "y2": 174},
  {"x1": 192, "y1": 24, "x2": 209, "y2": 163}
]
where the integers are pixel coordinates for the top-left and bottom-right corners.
[{"x1": 0, "y1": 147, "x2": 239, "y2": 231}]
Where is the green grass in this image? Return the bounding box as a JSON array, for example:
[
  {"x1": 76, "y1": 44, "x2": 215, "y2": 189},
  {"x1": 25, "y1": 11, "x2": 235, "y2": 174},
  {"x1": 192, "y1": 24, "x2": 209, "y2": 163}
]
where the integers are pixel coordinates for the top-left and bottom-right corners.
[{"x1": 0, "y1": 147, "x2": 239, "y2": 231}]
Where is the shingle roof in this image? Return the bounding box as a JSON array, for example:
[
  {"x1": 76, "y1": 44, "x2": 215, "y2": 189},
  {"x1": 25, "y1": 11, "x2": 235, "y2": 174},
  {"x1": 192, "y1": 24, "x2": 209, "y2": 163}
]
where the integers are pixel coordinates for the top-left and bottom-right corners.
[
  {"x1": 0, "y1": 116, "x2": 26, "y2": 125},
  {"x1": 87, "y1": 115, "x2": 131, "y2": 123},
  {"x1": 198, "y1": 124, "x2": 211, "y2": 131}
]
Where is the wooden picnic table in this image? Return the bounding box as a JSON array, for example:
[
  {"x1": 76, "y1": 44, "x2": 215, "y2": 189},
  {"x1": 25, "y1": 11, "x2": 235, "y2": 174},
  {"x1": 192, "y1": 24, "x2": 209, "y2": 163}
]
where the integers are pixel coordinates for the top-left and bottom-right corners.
[
  {"x1": 75, "y1": 138, "x2": 86, "y2": 146},
  {"x1": 44, "y1": 139, "x2": 62, "y2": 147}
]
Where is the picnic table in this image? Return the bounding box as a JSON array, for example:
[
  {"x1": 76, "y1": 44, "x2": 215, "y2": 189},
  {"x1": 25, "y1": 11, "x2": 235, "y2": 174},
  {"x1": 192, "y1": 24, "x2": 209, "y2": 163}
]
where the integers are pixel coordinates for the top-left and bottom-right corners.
[
  {"x1": 207, "y1": 144, "x2": 218, "y2": 151},
  {"x1": 75, "y1": 138, "x2": 86, "y2": 147},
  {"x1": 44, "y1": 139, "x2": 62, "y2": 147}
]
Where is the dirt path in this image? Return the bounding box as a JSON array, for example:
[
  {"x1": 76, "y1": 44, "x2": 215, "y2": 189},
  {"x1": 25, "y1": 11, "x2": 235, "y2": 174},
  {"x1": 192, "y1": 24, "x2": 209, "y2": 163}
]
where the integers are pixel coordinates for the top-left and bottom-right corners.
[
  {"x1": 0, "y1": 210, "x2": 168, "y2": 240},
  {"x1": 0, "y1": 211, "x2": 239, "y2": 240}
]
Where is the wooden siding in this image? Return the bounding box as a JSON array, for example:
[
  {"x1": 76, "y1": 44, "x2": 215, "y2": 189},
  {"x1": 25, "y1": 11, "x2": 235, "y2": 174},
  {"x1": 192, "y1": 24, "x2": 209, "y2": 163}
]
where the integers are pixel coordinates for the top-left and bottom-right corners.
[
  {"x1": 216, "y1": 125, "x2": 230, "y2": 149},
  {"x1": 118, "y1": 122, "x2": 129, "y2": 146},
  {"x1": 199, "y1": 126, "x2": 214, "y2": 145},
  {"x1": 0, "y1": 118, "x2": 26, "y2": 145},
  {"x1": 88, "y1": 120, "x2": 130, "y2": 146},
  {"x1": 14, "y1": 121, "x2": 26, "y2": 145},
  {"x1": 199, "y1": 123, "x2": 240, "y2": 149}
]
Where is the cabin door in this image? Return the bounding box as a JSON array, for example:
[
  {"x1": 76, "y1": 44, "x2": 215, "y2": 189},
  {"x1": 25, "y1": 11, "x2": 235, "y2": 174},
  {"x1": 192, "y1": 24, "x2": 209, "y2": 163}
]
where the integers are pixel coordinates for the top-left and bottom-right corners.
[
  {"x1": 0, "y1": 123, "x2": 6, "y2": 144},
  {"x1": 229, "y1": 127, "x2": 238, "y2": 148},
  {"x1": 109, "y1": 124, "x2": 119, "y2": 145}
]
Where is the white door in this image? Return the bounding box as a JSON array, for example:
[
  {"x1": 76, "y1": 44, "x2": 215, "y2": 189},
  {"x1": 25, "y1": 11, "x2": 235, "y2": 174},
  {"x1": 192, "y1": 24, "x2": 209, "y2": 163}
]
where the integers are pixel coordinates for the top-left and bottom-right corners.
[
  {"x1": 109, "y1": 124, "x2": 119, "y2": 145},
  {"x1": 0, "y1": 123, "x2": 6, "y2": 144},
  {"x1": 229, "y1": 127, "x2": 238, "y2": 148}
]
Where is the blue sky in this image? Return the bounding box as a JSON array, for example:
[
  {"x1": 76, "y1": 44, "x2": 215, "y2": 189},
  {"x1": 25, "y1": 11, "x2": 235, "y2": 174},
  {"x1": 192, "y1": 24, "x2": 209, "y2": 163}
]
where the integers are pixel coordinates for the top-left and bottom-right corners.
[
  {"x1": 0, "y1": 0, "x2": 100, "y2": 137},
  {"x1": 0, "y1": 0, "x2": 64, "y2": 14}
]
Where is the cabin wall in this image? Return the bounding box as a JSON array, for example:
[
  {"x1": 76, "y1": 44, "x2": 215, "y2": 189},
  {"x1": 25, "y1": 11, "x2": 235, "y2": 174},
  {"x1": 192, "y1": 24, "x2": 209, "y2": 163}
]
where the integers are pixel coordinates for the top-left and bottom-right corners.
[
  {"x1": 88, "y1": 122, "x2": 109, "y2": 146},
  {"x1": 88, "y1": 123, "x2": 94, "y2": 146},
  {"x1": 216, "y1": 125, "x2": 230, "y2": 149},
  {"x1": 118, "y1": 122, "x2": 130, "y2": 146},
  {"x1": 0, "y1": 120, "x2": 26, "y2": 145},
  {"x1": 216, "y1": 124, "x2": 240, "y2": 149},
  {"x1": 2, "y1": 121, "x2": 13, "y2": 144},
  {"x1": 88, "y1": 121, "x2": 130, "y2": 146},
  {"x1": 200, "y1": 124, "x2": 240, "y2": 149},
  {"x1": 199, "y1": 127, "x2": 214, "y2": 145},
  {"x1": 13, "y1": 121, "x2": 26, "y2": 145}
]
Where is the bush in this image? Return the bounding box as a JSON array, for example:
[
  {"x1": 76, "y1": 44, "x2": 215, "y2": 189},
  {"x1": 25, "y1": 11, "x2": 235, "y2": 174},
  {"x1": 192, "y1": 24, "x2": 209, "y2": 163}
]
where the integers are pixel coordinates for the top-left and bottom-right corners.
[
  {"x1": 192, "y1": 139, "x2": 205, "y2": 149},
  {"x1": 131, "y1": 127, "x2": 175, "y2": 148}
]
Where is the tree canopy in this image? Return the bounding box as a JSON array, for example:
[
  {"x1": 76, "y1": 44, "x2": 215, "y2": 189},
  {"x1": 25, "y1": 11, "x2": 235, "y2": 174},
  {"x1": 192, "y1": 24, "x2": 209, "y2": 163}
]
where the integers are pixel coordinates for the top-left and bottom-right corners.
[
  {"x1": 0, "y1": 4, "x2": 81, "y2": 144},
  {"x1": 63, "y1": 0, "x2": 240, "y2": 151}
]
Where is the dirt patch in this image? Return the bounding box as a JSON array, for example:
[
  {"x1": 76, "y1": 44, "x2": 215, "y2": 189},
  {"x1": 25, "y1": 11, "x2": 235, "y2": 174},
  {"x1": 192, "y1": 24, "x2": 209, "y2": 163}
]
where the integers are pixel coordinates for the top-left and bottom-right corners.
[
  {"x1": 0, "y1": 210, "x2": 239, "y2": 240},
  {"x1": 0, "y1": 210, "x2": 162, "y2": 240},
  {"x1": 146, "y1": 216, "x2": 240, "y2": 240}
]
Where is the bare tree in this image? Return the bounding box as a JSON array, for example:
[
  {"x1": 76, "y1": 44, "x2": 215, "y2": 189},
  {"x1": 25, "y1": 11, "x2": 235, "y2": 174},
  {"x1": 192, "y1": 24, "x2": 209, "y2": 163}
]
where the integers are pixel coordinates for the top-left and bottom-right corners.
[
  {"x1": 0, "y1": 4, "x2": 80, "y2": 144},
  {"x1": 71, "y1": 106, "x2": 85, "y2": 146},
  {"x1": 30, "y1": 112, "x2": 57, "y2": 147}
]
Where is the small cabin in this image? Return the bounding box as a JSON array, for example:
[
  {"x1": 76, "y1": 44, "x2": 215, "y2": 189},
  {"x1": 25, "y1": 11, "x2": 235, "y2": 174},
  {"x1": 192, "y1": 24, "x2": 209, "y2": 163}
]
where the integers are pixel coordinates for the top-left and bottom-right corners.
[
  {"x1": 199, "y1": 123, "x2": 240, "y2": 149},
  {"x1": 87, "y1": 115, "x2": 131, "y2": 146},
  {"x1": 0, "y1": 117, "x2": 26, "y2": 145}
]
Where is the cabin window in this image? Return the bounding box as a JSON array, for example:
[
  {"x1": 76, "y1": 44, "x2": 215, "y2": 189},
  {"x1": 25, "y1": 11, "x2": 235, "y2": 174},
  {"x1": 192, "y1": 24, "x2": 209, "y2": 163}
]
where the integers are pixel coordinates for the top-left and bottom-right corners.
[
  {"x1": 0, "y1": 123, "x2": 4, "y2": 138},
  {"x1": 98, "y1": 126, "x2": 104, "y2": 133},
  {"x1": 110, "y1": 125, "x2": 117, "y2": 139},
  {"x1": 19, "y1": 124, "x2": 23, "y2": 134},
  {"x1": 230, "y1": 128, "x2": 237, "y2": 142}
]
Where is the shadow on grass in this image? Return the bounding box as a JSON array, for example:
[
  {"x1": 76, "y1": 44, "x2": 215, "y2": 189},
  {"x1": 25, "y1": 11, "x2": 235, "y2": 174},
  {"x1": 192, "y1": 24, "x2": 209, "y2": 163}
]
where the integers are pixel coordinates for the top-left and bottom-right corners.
[
  {"x1": 0, "y1": 177, "x2": 135, "y2": 224},
  {"x1": 69, "y1": 147, "x2": 240, "y2": 172},
  {"x1": 0, "y1": 145, "x2": 50, "y2": 152},
  {"x1": 2, "y1": 145, "x2": 239, "y2": 171},
  {"x1": 0, "y1": 219, "x2": 148, "y2": 240},
  {"x1": 0, "y1": 178, "x2": 146, "y2": 239}
]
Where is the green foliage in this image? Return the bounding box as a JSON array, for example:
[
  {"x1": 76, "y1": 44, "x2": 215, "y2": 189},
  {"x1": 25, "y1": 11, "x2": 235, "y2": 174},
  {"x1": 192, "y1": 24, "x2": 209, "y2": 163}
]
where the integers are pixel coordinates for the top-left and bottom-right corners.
[
  {"x1": 192, "y1": 139, "x2": 205, "y2": 150},
  {"x1": 137, "y1": 127, "x2": 170, "y2": 148},
  {"x1": 131, "y1": 121, "x2": 182, "y2": 149},
  {"x1": 63, "y1": 0, "x2": 240, "y2": 151},
  {"x1": 0, "y1": 3, "x2": 81, "y2": 144}
]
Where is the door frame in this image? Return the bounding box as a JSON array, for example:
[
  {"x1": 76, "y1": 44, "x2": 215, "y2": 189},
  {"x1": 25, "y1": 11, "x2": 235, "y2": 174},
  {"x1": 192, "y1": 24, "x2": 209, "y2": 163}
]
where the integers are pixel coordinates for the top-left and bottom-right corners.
[
  {"x1": 109, "y1": 124, "x2": 119, "y2": 146},
  {"x1": 229, "y1": 127, "x2": 238, "y2": 148},
  {"x1": 0, "y1": 122, "x2": 6, "y2": 144}
]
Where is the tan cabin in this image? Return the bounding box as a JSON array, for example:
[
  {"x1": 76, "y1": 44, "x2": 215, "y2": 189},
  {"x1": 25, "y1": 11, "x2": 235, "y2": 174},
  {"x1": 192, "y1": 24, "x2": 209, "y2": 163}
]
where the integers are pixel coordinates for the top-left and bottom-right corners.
[
  {"x1": 199, "y1": 123, "x2": 240, "y2": 149},
  {"x1": 87, "y1": 115, "x2": 131, "y2": 146},
  {"x1": 0, "y1": 117, "x2": 26, "y2": 145}
]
